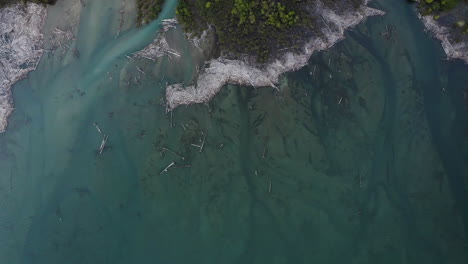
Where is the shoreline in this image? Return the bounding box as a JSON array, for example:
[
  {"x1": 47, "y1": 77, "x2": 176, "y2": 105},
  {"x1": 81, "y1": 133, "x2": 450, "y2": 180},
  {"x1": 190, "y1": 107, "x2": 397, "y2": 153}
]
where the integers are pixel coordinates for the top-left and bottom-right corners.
[
  {"x1": 0, "y1": 3, "x2": 47, "y2": 133},
  {"x1": 164, "y1": 1, "x2": 384, "y2": 110},
  {"x1": 419, "y1": 14, "x2": 468, "y2": 64},
  {"x1": 5, "y1": 1, "x2": 466, "y2": 133}
]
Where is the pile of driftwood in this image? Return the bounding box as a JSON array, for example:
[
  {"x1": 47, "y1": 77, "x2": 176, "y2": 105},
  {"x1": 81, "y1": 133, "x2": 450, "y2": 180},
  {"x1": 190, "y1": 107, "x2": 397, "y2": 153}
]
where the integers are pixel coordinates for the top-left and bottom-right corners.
[
  {"x1": 47, "y1": 26, "x2": 76, "y2": 55},
  {"x1": 0, "y1": 3, "x2": 47, "y2": 132}
]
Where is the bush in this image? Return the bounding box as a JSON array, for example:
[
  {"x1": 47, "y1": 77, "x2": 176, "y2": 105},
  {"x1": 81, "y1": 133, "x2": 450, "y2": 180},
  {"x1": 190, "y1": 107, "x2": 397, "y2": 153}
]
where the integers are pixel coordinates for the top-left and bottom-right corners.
[{"x1": 419, "y1": 0, "x2": 463, "y2": 15}]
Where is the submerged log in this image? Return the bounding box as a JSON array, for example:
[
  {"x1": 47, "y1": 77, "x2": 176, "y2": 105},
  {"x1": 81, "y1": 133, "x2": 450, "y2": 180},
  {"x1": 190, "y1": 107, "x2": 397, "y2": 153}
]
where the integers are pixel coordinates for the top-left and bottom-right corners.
[
  {"x1": 200, "y1": 131, "x2": 207, "y2": 152},
  {"x1": 170, "y1": 111, "x2": 173, "y2": 128},
  {"x1": 262, "y1": 137, "x2": 268, "y2": 159},
  {"x1": 137, "y1": 66, "x2": 145, "y2": 75},
  {"x1": 172, "y1": 164, "x2": 191, "y2": 169},
  {"x1": 99, "y1": 134, "x2": 108, "y2": 154},
  {"x1": 93, "y1": 122, "x2": 103, "y2": 135},
  {"x1": 162, "y1": 147, "x2": 185, "y2": 160},
  {"x1": 117, "y1": 9, "x2": 124, "y2": 37}
]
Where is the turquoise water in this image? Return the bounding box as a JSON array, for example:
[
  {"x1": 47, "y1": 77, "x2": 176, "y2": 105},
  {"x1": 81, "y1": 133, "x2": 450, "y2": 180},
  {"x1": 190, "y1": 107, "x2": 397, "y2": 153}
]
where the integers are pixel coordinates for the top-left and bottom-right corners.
[{"x1": 0, "y1": 0, "x2": 467, "y2": 263}]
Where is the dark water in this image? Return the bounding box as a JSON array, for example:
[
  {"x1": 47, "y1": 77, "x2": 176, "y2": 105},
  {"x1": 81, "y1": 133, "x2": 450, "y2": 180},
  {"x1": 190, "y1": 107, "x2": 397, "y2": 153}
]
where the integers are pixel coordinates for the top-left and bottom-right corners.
[{"x1": 0, "y1": 0, "x2": 467, "y2": 263}]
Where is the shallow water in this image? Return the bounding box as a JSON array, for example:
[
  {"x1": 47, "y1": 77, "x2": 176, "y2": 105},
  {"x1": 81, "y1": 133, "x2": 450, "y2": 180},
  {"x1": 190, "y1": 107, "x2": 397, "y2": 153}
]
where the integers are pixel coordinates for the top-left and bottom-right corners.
[{"x1": 0, "y1": 0, "x2": 467, "y2": 263}]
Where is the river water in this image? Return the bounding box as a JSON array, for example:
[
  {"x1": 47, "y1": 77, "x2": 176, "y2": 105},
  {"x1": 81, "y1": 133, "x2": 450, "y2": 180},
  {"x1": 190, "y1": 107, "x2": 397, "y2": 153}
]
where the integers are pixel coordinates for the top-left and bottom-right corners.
[{"x1": 0, "y1": 0, "x2": 467, "y2": 263}]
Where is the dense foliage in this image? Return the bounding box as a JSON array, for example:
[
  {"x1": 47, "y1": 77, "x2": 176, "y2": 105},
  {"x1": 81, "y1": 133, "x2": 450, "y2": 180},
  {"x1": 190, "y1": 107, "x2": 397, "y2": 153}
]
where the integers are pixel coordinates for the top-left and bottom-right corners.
[
  {"x1": 0, "y1": 0, "x2": 56, "y2": 8},
  {"x1": 135, "y1": 0, "x2": 365, "y2": 62},
  {"x1": 136, "y1": 0, "x2": 165, "y2": 26},
  {"x1": 418, "y1": 0, "x2": 464, "y2": 15},
  {"x1": 417, "y1": 0, "x2": 468, "y2": 35},
  {"x1": 175, "y1": 0, "x2": 318, "y2": 62}
]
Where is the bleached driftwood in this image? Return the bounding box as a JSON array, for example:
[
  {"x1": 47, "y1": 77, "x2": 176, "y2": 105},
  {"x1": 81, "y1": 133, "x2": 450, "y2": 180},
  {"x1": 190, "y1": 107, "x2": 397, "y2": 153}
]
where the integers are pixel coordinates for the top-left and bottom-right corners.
[
  {"x1": 199, "y1": 131, "x2": 206, "y2": 152},
  {"x1": 93, "y1": 122, "x2": 103, "y2": 135},
  {"x1": 419, "y1": 15, "x2": 468, "y2": 64},
  {"x1": 0, "y1": 3, "x2": 47, "y2": 133},
  {"x1": 160, "y1": 161, "x2": 175, "y2": 175},
  {"x1": 99, "y1": 134, "x2": 108, "y2": 154},
  {"x1": 133, "y1": 19, "x2": 180, "y2": 61}
]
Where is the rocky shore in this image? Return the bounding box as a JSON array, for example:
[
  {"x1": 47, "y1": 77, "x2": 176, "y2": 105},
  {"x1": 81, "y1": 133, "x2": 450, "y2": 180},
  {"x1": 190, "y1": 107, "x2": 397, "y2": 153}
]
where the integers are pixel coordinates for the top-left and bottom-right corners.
[
  {"x1": 0, "y1": 3, "x2": 47, "y2": 132},
  {"x1": 163, "y1": 0, "x2": 384, "y2": 110}
]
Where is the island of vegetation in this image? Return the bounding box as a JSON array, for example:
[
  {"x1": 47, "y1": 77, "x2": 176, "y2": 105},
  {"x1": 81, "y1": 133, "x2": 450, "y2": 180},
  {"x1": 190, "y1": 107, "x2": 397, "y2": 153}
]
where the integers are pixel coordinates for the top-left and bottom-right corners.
[
  {"x1": 136, "y1": 0, "x2": 468, "y2": 64},
  {"x1": 138, "y1": 0, "x2": 364, "y2": 63},
  {"x1": 143, "y1": 0, "x2": 385, "y2": 109}
]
